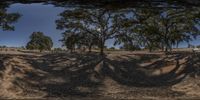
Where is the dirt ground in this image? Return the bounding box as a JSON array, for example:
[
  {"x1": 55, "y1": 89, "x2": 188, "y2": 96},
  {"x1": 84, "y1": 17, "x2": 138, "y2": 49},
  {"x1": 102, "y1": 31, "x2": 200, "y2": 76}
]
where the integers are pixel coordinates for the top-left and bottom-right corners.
[{"x1": 0, "y1": 50, "x2": 200, "y2": 99}]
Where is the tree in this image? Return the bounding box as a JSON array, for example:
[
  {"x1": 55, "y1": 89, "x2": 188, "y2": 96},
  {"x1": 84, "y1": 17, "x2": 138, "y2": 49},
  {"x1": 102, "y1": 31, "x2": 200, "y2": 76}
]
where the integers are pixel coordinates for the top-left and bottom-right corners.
[
  {"x1": 60, "y1": 32, "x2": 79, "y2": 53},
  {"x1": 154, "y1": 8, "x2": 199, "y2": 52},
  {"x1": 188, "y1": 44, "x2": 195, "y2": 48},
  {"x1": 78, "y1": 32, "x2": 99, "y2": 52},
  {"x1": 120, "y1": 42, "x2": 141, "y2": 51},
  {"x1": 109, "y1": 47, "x2": 115, "y2": 50},
  {"x1": 56, "y1": 8, "x2": 122, "y2": 55},
  {"x1": 0, "y1": 3, "x2": 20, "y2": 31},
  {"x1": 60, "y1": 31, "x2": 99, "y2": 53},
  {"x1": 119, "y1": 7, "x2": 200, "y2": 52},
  {"x1": 26, "y1": 32, "x2": 53, "y2": 52},
  {"x1": 115, "y1": 7, "x2": 161, "y2": 52}
]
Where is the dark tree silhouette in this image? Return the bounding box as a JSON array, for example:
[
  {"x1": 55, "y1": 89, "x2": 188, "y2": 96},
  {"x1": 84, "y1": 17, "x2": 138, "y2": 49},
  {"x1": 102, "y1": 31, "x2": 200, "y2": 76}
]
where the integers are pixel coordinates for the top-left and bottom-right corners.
[
  {"x1": 0, "y1": 2, "x2": 20, "y2": 31},
  {"x1": 119, "y1": 7, "x2": 200, "y2": 52},
  {"x1": 56, "y1": 8, "x2": 123, "y2": 55},
  {"x1": 60, "y1": 32, "x2": 79, "y2": 53}
]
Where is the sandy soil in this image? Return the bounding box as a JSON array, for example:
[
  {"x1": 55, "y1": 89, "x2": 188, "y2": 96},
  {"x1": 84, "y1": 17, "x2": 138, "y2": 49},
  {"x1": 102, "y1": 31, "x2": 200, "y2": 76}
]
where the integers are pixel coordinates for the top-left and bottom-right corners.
[{"x1": 0, "y1": 50, "x2": 199, "y2": 99}]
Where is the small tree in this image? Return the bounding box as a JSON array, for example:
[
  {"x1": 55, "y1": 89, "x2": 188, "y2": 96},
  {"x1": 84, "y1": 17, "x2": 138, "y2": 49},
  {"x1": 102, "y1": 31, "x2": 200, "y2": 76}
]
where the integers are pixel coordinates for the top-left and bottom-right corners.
[
  {"x1": 109, "y1": 47, "x2": 115, "y2": 50},
  {"x1": 120, "y1": 43, "x2": 141, "y2": 51},
  {"x1": 26, "y1": 32, "x2": 53, "y2": 52}
]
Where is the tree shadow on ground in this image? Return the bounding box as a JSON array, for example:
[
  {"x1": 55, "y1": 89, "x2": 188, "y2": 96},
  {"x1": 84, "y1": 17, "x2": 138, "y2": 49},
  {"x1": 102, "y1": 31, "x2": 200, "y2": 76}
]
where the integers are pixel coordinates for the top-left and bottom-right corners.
[
  {"x1": 186, "y1": 53, "x2": 200, "y2": 77},
  {"x1": 20, "y1": 52, "x2": 105, "y2": 97},
  {"x1": 103, "y1": 53, "x2": 196, "y2": 87}
]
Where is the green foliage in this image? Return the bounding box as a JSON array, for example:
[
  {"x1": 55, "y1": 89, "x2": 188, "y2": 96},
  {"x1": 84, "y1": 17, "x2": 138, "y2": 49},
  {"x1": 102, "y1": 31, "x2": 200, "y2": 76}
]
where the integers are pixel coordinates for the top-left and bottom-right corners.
[
  {"x1": 109, "y1": 47, "x2": 115, "y2": 50},
  {"x1": 119, "y1": 7, "x2": 200, "y2": 52},
  {"x1": 60, "y1": 32, "x2": 79, "y2": 52},
  {"x1": 188, "y1": 44, "x2": 195, "y2": 48},
  {"x1": 26, "y1": 32, "x2": 53, "y2": 52},
  {"x1": 0, "y1": 5, "x2": 21, "y2": 31},
  {"x1": 56, "y1": 8, "x2": 122, "y2": 54},
  {"x1": 53, "y1": 48, "x2": 63, "y2": 51},
  {"x1": 120, "y1": 43, "x2": 141, "y2": 51},
  {"x1": 0, "y1": 45, "x2": 6, "y2": 48},
  {"x1": 56, "y1": 6, "x2": 200, "y2": 53}
]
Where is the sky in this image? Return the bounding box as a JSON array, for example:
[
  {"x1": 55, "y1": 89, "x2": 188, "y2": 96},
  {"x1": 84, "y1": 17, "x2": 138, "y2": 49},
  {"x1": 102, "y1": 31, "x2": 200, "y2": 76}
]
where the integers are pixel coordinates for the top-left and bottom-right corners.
[
  {"x1": 0, "y1": 3, "x2": 117, "y2": 48},
  {"x1": 0, "y1": 3, "x2": 199, "y2": 48}
]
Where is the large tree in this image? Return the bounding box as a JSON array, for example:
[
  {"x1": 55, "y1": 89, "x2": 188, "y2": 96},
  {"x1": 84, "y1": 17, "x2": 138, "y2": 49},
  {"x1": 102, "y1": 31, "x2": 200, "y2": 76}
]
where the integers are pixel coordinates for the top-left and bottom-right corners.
[
  {"x1": 119, "y1": 7, "x2": 200, "y2": 52},
  {"x1": 156, "y1": 8, "x2": 199, "y2": 52},
  {"x1": 26, "y1": 32, "x2": 53, "y2": 52},
  {"x1": 56, "y1": 8, "x2": 123, "y2": 55}
]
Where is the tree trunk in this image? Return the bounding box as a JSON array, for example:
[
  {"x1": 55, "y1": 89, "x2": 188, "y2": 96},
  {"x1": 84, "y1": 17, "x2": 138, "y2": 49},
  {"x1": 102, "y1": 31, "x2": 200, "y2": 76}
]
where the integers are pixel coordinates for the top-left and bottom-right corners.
[
  {"x1": 73, "y1": 45, "x2": 75, "y2": 52},
  {"x1": 149, "y1": 47, "x2": 152, "y2": 52},
  {"x1": 161, "y1": 43, "x2": 164, "y2": 51},
  {"x1": 70, "y1": 49, "x2": 73, "y2": 53},
  {"x1": 100, "y1": 40, "x2": 105, "y2": 55},
  {"x1": 147, "y1": 42, "x2": 152, "y2": 52},
  {"x1": 88, "y1": 44, "x2": 92, "y2": 53},
  {"x1": 165, "y1": 47, "x2": 168, "y2": 52},
  {"x1": 100, "y1": 45, "x2": 104, "y2": 55},
  {"x1": 73, "y1": 48, "x2": 75, "y2": 52}
]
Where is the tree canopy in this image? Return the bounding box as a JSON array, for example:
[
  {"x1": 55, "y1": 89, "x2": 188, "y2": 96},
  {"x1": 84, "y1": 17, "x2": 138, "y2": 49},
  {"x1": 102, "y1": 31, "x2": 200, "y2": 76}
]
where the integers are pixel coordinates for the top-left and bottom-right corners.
[
  {"x1": 4, "y1": 0, "x2": 200, "y2": 8},
  {"x1": 56, "y1": 8, "x2": 124, "y2": 54},
  {"x1": 116, "y1": 7, "x2": 200, "y2": 52},
  {"x1": 56, "y1": 5, "x2": 199, "y2": 53},
  {"x1": 0, "y1": 1, "x2": 199, "y2": 54},
  {"x1": 26, "y1": 32, "x2": 53, "y2": 52},
  {"x1": 0, "y1": 2, "x2": 21, "y2": 31}
]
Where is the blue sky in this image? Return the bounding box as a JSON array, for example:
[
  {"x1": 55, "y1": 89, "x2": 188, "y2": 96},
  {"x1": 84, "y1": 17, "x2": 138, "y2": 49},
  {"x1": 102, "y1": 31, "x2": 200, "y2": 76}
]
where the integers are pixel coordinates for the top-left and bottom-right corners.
[
  {"x1": 0, "y1": 3, "x2": 116, "y2": 48},
  {"x1": 0, "y1": 3, "x2": 199, "y2": 48},
  {"x1": 0, "y1": 3, "x2": 64, "y2": 48}
]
